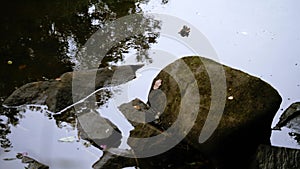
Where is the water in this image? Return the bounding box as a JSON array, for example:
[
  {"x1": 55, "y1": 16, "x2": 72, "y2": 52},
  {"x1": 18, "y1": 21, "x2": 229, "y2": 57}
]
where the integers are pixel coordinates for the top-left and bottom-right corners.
[
  {"x1": 1, "y1": 0, "x2": 300, "y2": 168},
  {"x1": 0, "y1": 106, "x2": 102, "y2": 169},
  {"x1": 140, "y1": 0, "x2": 300, "y2": 149}
]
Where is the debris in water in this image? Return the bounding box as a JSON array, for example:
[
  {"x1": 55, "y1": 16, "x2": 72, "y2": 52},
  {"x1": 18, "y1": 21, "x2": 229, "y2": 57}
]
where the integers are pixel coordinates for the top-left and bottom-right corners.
[
  {"x1": 7, "y1": 60, "x2": 13, "y2": 65},
  {"x1": 3, "y1": 157, "x2": 17, "y2": 161},
  {"x1": 58, "y1": 136, "x2": 76, "y2": 142},
  {"x1": 83, "y1": 141, "x2": 91, "y2": 147},
  {"x1": 178, "y1": 25, "x2": 191, "y2": 37},
  {"x1": 228, "y1": 96, "x2": 234, "y2": 100},
  {"x1": 153, "y1": 79, "x2": 162, "y2": 90}
]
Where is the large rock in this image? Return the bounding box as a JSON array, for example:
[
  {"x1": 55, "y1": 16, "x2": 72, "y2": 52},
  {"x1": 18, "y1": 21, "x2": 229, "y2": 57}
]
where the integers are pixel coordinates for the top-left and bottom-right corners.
[{"x1": 118, "y1": 56, "x2": 281, "y2": 168}]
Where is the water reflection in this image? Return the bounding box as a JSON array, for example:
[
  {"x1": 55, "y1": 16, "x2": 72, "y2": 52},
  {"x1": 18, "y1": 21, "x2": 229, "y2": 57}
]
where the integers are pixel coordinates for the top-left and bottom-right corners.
[
  {"x1": 1, "y1": 1, "x2": 166, "y2": 168},
  {"x1": 0, "y1": 0, "x2": 161, "y2": 98},
  {"x1": 0, "y1": 106, "x2": 102, "y2": 169}
]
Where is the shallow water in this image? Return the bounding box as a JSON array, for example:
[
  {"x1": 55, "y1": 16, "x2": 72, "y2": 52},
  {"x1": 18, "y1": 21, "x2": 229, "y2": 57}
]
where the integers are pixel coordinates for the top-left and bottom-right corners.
[
  {"x1": 140, "y1": 0, "x2": 300, "y2": 149},
  {"x1": 0, "y1": 106, "x2": 102, "y2": 169},
  {"x1": 1, "y1": 0, "x2": 300, "y2": 168}
]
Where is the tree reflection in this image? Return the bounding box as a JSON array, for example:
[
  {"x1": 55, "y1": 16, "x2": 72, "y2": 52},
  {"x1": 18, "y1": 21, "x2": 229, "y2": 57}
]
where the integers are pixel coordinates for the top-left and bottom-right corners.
[
  {"x1": 0, "y1": 0, "x2": 167, "y2": 150},
  {"x1": 0, "y1": 0, "x2": 161, "y2": 97},
  {"x1": 0, "y1": 107, "x2": 23, "y2": 149}
]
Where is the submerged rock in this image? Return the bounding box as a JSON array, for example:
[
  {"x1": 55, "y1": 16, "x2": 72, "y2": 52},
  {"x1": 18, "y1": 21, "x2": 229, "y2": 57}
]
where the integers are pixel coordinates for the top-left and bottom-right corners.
[
  {"x1": 117, "y1": 56, "x2": 281, "y2": 168},
  {"x1": 77, "y1": 109, "x2": 122, "y2": 150}
]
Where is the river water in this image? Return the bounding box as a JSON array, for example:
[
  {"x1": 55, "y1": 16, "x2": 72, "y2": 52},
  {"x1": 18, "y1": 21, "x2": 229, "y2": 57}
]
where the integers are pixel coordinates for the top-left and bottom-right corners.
[{"x1": 0, "y1": 0, "x2": 300, "y2": 168}]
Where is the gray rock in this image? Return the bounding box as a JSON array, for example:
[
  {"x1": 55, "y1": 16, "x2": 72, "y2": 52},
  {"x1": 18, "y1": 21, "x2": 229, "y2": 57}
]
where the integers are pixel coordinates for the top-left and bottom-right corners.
[
  {"x1": 20, "y1": 155, "x2": 49, "y2": 169},
  {"x1": 273, "y1": 102, "x2": 300, "y2": 144},
  {"x1": 118, "y1": 56, "x2": 281, "y2": 168},
  {"x1": 77, "y1": 109, "x2": 122, "y2": 150},
  {"x1": 251, "y1": 144, "x2": 300, "y2": 169},
  {"x1": 273, "y1": 102, "x2": 300, "y2": 131},
  {"x1": 3, "y1": 65, "x2": 143, "y2": 112}
]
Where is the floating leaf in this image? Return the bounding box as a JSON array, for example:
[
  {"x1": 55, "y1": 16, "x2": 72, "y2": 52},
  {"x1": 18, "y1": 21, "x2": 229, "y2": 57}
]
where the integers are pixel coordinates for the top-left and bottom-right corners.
[{"x1": 153, "y1": 79, "x2": 162, "y2": 90}]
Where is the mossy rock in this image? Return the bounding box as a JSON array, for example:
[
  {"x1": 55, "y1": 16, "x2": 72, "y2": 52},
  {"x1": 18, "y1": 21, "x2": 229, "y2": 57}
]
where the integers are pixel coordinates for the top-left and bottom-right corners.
[{"x1": 119, "y1": 56, "x2": 281, "y2": 168}]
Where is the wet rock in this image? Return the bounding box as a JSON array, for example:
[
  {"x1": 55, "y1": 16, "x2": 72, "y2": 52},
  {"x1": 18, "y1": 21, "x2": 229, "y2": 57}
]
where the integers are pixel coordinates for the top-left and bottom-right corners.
[
  {"x1": 3, "y1": 65, "x2": 143, "y2": 112},
  {"x1": 93, "y1": 141, "x2": 213, "y2": 169},
  {"x1": 17, "y1": 153, "x2": 49, "y2": 169},
  {"x1": 92, "y1": 148, "x2": 136, "y2": 169},
  {"x1": 273, "y1": 102, "x2": 300, "y2": 131},
  {"x1": 91, "y1": 100, "x2": 213, "y2": 169},
  {"x1": 77, "y1": 109, "x2": 122, "y2": 150},
  {"x1": 250, "y1": 144, "x2": 300, "y2": 169},
  {"x1": 289, "y1": 132, "x2": 300, "y2": 143},
  {"x1": 119, "y1": 56, "x2": 281, "y2": 168},
  {"x1": 273, "y1": 102, "x2": 300, "y2": 144}
]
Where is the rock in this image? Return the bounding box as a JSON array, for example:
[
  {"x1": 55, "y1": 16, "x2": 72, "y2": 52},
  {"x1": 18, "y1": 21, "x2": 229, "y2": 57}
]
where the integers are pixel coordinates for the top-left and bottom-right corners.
[
  {"x1": 92, "y1": 141, "x2": 213, "y2": 169},
  {"x1": 2, "y1": 56, "x2": 282, "y2": 168},
  {"x1": 77, "y1": 109, "x2": 122, "y2": 150},
  {"x1": 19, "y1": 154, "x2": 49, "y2": 169},
  {"x1": 3, "y1": 65, "x2": 143, "y2": 112},
  {"x1": 250, "y1": 144, "x2": 300, "y2": 169},
  {"x1": 273, "y1": 102, "x2": 300, "y2": 144},
  {"x1": 273, "y1": 102, "x2": 300, "y2": 130},
  {"x1": 118, "y1": 56, "x2": 281, "y2": 168},
  {"x1": 91, "y1": 99, "x2": 213, "y2": 169},
  {"x1": 2, "y1": 65, "x2": 142, "y2": 160}
]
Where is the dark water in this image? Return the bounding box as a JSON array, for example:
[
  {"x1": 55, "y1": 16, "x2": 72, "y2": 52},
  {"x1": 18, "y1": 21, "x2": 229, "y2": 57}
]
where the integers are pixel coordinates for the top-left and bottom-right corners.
[
  {"x1": 1, "y1": 0, "x2": 300, "y2": 168},
  {"x1": 0, "y1": 0, "x2": 162, "y2": 98},
  {"x1": 0, "y1": 0, "x2": 166, "y2": 168}
]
